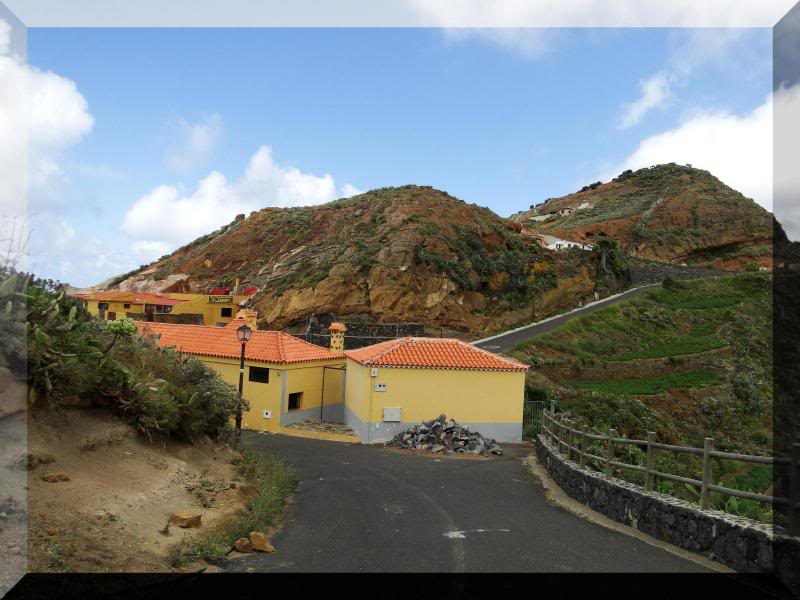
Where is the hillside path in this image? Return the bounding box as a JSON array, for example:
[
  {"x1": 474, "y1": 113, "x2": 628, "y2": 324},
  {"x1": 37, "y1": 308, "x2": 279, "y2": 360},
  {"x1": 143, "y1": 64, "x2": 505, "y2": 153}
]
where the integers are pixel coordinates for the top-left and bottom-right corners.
[
  {"x1": 473, "y1": 283, "x2": 660, "y2": 353},
  {"x1": 225, "y1": 434, "x2": 708, "y2": 573}
]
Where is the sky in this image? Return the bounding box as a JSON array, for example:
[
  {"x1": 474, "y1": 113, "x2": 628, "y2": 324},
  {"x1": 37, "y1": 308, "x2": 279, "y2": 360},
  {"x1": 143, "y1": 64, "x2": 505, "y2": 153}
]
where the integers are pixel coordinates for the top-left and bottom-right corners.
[{"x1": 0, "y1": 24, "x2": 783, "y2": 287}]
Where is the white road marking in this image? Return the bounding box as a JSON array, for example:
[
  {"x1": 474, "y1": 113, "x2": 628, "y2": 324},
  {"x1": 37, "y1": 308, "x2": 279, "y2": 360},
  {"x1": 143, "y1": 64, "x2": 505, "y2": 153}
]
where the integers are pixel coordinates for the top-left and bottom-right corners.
[{"x1": 444, "y1": 528, "x2": 511, "y2": 539}]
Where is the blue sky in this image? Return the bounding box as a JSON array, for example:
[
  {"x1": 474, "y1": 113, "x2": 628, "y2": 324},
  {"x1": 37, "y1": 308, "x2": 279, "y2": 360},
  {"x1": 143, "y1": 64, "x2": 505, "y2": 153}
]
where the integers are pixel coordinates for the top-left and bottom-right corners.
[{"x1": 7, "y1": 26, "x2": 775, "y2": 286}]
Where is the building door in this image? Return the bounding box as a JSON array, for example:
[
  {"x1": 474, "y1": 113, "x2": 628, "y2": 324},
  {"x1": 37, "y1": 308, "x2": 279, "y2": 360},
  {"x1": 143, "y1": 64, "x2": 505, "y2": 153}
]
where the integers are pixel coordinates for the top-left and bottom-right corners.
[{"x1": 107, "y1": 311, "x2": 116, "y2": 320}]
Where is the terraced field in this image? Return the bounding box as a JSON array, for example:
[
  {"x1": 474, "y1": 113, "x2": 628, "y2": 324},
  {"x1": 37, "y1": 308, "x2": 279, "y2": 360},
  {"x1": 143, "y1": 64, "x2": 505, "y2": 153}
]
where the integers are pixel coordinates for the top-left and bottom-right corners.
[{"x1": 511, "y1": 274, "x2": 773, "y2": 522}]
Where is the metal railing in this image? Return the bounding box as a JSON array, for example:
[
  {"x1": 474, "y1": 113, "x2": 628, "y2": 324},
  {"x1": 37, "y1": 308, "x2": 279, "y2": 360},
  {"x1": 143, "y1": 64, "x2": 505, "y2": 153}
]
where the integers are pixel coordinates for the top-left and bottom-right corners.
[{"x1": 541, "y1": 409, "x2": 800, "y2": 536}]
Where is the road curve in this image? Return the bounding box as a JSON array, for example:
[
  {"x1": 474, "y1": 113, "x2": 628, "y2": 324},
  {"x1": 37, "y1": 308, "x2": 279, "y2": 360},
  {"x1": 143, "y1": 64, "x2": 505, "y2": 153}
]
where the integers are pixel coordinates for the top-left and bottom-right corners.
[
  {"x1": 473, "y1": 284, "x2": 661, "y2": 353},
  {"x1": 225, "y1": 434, "x2": 709, "y2": 573}
]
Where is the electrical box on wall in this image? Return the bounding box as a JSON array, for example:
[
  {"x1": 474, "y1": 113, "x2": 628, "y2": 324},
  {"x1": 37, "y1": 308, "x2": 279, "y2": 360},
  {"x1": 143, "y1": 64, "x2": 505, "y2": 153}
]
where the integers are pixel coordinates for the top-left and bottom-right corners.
[
  {"x1": 383, "y1": 407, "x2": 401, "y2": 422},
  {"x1": 262, "y1": 410, "x2": 272, "y2": 419},
  {"x1": 374, "y1": 382, "x2": 387, "y2": 392},
  {"x1": 370, "y1": 367, "x2": 378, "y2": 377}
]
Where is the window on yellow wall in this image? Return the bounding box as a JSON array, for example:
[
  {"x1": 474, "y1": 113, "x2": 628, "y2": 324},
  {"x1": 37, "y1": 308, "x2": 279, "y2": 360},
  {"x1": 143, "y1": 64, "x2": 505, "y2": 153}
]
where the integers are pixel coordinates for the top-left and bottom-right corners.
[
  {"x1": 221, "y1": 307, "x2": 232, "y2": 317},
  {"x1": 288, "y1": 392, "x2": 302, "y2": 411},
  {"x1": 249, "y1": 366, "x2": 269, "y2": 384}
]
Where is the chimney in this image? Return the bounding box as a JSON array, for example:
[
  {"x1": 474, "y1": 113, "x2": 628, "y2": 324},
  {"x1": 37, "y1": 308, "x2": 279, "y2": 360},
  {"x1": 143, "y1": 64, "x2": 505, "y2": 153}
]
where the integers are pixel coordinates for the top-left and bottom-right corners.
[{"x1": 328, "y1": 322, "x2": 346, "y2": 355}]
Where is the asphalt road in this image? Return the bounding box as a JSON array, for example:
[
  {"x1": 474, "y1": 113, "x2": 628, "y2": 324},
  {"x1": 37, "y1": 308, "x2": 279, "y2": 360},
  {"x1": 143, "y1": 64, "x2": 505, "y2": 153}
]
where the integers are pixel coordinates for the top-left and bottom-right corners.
[
  {"x1": 225, "y1": 434, "x2": 708, "y2": 573},
  {"x1": 473, "y1": 284, "x2": 660, "y2": 353}
]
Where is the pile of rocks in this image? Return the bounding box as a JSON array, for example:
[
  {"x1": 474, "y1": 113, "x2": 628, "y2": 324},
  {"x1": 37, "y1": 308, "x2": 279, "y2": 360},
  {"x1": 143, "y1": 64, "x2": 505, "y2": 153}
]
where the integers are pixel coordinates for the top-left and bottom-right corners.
[{"x1": 388, "y1": 415, "x2": 503, "y2": 456}]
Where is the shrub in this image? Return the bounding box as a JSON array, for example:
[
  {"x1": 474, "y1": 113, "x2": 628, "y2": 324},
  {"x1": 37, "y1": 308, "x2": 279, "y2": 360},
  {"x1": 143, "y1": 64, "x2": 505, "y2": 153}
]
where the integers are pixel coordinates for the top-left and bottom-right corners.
[{"x1": 23, "y1": 273, "x2": 241, "y2": 441}]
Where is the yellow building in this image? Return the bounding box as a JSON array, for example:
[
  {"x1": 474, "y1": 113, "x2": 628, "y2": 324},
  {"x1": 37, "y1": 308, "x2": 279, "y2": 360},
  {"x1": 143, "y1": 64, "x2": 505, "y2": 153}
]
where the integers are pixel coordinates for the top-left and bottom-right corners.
[
  {"x1": 74, "y1": 288, "x2": 258, "y2": 327},
  {"x1": 137, "y1": 320, "x2": 527, "y2": 443},
  {"x1": 344, "y1": 337, "x2": 528, "y2": 443},
  {"x1": 137, "y1": 319, "x2": 345, "y2": 431}
]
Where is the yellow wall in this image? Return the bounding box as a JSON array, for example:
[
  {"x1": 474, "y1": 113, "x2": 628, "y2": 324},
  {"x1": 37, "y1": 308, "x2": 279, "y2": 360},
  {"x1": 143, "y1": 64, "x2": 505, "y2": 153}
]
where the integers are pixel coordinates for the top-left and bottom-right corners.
[
  {"x1": 344, "y1": 359, "x2": 525, "y2": 443},
  {"x1": 83, "y1": 293, "x2": 255, "y2": 326},
  {"x1": 199, "y1": 356, "x2": 345, "y2": 432},
  {"x1": 168, "y1": 293, "x2": 254, "y2": 326},
  {"x1": 85, "y1": 300, "x2": 145, "y2": 320}
]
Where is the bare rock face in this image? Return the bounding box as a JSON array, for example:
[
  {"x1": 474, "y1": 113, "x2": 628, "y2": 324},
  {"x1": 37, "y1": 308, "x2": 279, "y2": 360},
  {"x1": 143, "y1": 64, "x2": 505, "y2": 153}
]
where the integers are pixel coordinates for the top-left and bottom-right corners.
[
  {"x1": 170, "y1": 510, "x2": 202, "y2": 528},
  {"x1": 248, "y1": 531, "x2": 275, "y2": 553},
  {"x1": 42, "y1": 472, "x2": 70, "y2": 483},
  {"x1": 233, "y1": 537, "x2": 253, "y2": 553}
]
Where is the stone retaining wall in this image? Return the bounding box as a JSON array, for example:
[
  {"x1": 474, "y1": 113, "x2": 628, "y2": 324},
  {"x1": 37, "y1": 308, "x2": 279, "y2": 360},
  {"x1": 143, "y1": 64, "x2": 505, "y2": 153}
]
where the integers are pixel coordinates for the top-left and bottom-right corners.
[
  {"x1": 535, "y1": 434, "x2": 800, "y2": 588},
  {"x1": 300, "y1": 313, "x2": 426, "y2": 350},
  {"x1": 539, "y1": 346, "x2": 732, "y2": 382},
  {"x1": 627, "y1": 259, "x2": 719, "y2": 285}
]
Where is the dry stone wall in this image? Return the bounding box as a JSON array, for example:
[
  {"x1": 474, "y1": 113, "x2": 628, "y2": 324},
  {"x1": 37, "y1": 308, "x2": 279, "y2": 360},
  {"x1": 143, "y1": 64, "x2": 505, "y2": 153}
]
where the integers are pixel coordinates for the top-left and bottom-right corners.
[{"x1": 535, "y1": 434, "x2": 800, "y2": 589}]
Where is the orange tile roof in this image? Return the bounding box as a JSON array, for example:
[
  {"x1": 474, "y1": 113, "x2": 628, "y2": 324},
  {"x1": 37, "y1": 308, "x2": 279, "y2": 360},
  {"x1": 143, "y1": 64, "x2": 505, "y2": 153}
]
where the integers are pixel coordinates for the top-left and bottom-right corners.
[
  {"x1": 345, "y1": 337, "x2": 528, "y2": 372},
  {"x1": 328, "y1": 322, "x2": 347, "y2": 332},
  {"x1": 136, "y1": 321, "x2": 338, "y2": 365}
]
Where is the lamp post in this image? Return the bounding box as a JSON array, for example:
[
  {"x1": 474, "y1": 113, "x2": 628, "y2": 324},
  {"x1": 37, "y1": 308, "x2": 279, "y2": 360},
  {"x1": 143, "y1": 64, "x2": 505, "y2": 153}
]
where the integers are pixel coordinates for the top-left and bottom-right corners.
[{"x1": 235, "y1": 324, "x2": 253, "y2": 434}]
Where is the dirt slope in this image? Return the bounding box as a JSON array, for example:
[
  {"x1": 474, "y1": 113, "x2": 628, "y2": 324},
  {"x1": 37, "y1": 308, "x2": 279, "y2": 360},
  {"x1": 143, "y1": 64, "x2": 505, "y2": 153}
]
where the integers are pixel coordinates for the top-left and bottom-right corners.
[{"x1": 27, "y1": 407, "x2": 248, "y2": 572}]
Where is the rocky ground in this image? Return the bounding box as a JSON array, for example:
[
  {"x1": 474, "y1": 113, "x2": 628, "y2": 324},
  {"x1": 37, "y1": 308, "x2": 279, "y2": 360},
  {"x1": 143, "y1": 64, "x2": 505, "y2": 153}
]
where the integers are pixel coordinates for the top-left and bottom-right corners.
[
  {"x1": 26, "y1": 406, "x2": 251, "y2": 573},
  {"x1": 388, "y1": 415, "x2": 504, "y2": 456}
]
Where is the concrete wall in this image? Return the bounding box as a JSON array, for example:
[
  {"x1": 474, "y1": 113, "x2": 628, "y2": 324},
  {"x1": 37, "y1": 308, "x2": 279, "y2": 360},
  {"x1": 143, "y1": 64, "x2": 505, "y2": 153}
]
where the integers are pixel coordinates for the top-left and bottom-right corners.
[
  {"x1": 345, "y1": 359, "x2": 524, "y2": 444},
  {"x1": 535, "y1": 434, "x2": 800, "y2": 585}
]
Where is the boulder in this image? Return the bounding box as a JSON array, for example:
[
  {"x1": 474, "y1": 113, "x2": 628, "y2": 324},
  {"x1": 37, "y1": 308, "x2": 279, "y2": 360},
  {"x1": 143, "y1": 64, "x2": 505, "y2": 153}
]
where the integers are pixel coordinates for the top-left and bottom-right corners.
[
  {"x1": 170, "y1": 510, "x2": 202, "y2": 528},
  {"x1": 234, "y1": 537, "x2": 254, "y2": 553},
  {"x1": 249, "y1": 531, "x2": 275, "y2": 553}
]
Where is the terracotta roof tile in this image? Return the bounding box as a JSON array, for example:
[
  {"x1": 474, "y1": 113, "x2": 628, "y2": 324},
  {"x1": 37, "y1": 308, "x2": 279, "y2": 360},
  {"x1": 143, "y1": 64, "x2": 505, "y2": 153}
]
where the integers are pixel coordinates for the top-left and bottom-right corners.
[
  {"x1": 136, "y1": 321, "x2": 337, "y2": 365},
  {"x1": 345, "y1": 337, "x2": 528, "y2": 372}
]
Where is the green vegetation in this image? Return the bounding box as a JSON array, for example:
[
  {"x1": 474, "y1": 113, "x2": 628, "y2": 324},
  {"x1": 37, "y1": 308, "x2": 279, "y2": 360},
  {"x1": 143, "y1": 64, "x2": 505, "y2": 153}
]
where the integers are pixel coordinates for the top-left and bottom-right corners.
[
  {"x1": 565, "y1": 369, "x2": 718, "y2": 395},
  {"x1": 16, "y1": 271, "x2": 241, "y2": 441},
  {"x1": 172, "y1": 445, "x2": 298, "y2": 566},
  {"x1": 515, "y1": 274, "x2": 772, "y2": 521}
]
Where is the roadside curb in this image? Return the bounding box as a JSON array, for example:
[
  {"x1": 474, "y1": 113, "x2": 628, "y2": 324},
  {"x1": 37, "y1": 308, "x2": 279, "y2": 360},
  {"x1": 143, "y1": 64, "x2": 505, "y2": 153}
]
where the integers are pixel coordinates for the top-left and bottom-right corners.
[{"x1": 521, "y1": 454, "x2": 731, "y2": 574}]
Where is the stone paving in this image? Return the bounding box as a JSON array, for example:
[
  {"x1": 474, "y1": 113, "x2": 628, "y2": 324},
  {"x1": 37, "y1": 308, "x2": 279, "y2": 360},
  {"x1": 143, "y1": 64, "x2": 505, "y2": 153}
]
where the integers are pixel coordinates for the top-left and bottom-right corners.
[{"x1": 283, "y1": 419, "x2": 357, "y2": 436}]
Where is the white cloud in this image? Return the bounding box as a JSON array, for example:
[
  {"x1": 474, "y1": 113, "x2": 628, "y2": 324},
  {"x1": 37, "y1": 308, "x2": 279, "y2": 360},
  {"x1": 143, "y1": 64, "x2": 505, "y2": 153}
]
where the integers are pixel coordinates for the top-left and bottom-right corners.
[
  {"x1": 605, "y1": 93, "x2": 773, "y2": 213},
  {"x1": 619, "y1": 72, "x2": 673, "y2": 129},
  {"x1": 164, "y1": 113, "x2": 223, "y2": 172},
  {"x1": 616, "y1": 29, "x2": 769, "y2": 129},
  {"x1": 341, "y1": 183, "x2": 364, "y2": 197},
  {"x1": 442, "y1": 28, "x2": 558, "y2": 59},
  {"x1": 774, "y1": 83, "x2": 800, "y2": 241},
  {"x1": 121, "y1": 145, "x2": 362, "y2": 262},
  {"x1": 0, "y1": 18, "x2": 94, "y2": 219},
  {"x1": 408, "y1": 0, "x2": 793, "y2": 27}
]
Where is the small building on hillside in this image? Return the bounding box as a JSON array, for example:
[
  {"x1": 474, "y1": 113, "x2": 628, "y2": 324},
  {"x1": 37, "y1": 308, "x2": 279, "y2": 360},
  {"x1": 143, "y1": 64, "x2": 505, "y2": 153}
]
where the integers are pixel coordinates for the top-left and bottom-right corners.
[
  {"x1": 74, "y1": 286, "x2": 258, "y2": 327},
  {"x1": 137, "y1": 320, "x2": 346, "y2": 431},
  {"x1": 343, "y1": 337, "x2": 528, "y2": 443}
]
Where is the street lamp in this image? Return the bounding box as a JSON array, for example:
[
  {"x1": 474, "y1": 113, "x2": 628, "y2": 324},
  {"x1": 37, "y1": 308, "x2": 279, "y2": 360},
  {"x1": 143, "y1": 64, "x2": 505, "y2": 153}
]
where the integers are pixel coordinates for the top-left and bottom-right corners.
[{"x1": 235, "y1": 324, "x2": 253, "y2": 434}]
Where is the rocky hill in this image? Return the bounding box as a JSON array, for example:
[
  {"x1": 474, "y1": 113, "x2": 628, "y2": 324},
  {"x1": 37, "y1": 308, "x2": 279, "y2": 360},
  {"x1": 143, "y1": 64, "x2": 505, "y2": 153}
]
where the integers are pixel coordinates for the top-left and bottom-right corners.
[
  {"x1": 108, "y1": 166, "x2": 775, "y2": 335},
  {"x1": 511, "y1": 164, "x2": 773, "y2": 270},
  {"x1": 111, "y1": 186, "x2": 599, "y2": 335}
]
